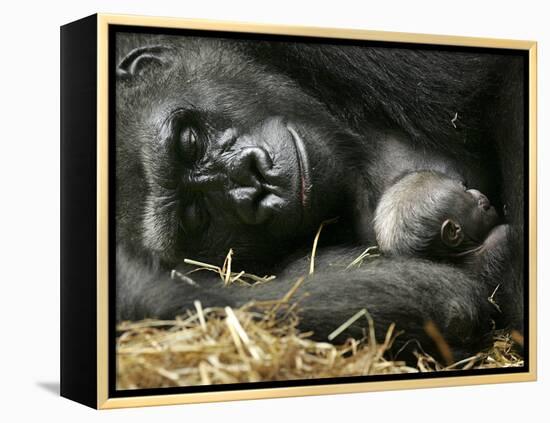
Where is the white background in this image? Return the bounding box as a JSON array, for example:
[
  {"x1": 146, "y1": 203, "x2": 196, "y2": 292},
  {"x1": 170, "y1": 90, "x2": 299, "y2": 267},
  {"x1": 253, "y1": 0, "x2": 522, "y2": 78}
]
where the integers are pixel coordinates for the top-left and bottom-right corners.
[{"x1": 0, "y1": 0, "x2": 546, "y2": 421}]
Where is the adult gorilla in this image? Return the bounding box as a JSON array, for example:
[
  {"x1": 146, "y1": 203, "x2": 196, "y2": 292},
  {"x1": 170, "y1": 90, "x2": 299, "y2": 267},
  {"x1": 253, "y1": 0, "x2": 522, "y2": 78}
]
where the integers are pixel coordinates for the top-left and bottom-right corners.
[{"x1": 116, "y1": 33, "x2": 525, "y2": 361}]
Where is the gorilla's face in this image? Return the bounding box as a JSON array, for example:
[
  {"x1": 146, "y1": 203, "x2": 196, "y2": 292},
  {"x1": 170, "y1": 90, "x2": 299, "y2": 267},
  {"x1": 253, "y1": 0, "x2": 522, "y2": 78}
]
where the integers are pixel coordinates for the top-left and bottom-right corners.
[
  {"x1": 448, "y1": 185, "x2": 500, "y2": 244},
  {"x1": 116, "y1": 37, "x2": 356, "y2": 265}
]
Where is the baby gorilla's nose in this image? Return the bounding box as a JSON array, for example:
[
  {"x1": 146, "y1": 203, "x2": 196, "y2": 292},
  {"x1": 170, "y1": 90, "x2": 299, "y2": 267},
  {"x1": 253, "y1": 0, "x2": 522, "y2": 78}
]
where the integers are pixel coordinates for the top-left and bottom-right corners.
[{"x1": 467, "y1": 189, "x2": 491, "y2": 211}]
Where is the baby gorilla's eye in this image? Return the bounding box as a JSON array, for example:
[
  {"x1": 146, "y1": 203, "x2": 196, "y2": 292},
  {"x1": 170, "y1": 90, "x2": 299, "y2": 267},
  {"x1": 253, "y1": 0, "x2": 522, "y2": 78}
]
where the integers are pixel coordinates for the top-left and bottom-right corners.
[{"x1": 178, "y1": 127, "x2": 199, "y2": 162}]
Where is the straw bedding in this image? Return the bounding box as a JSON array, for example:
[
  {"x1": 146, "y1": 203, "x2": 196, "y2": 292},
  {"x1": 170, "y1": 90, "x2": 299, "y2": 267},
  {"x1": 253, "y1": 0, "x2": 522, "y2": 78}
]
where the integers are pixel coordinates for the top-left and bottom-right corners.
[
  {"x1": 116, "y1": 249, "x2": 523, "y2": 389},
  {"x1": 117, "y1": 307, "x2": 523, "y2": 389}
]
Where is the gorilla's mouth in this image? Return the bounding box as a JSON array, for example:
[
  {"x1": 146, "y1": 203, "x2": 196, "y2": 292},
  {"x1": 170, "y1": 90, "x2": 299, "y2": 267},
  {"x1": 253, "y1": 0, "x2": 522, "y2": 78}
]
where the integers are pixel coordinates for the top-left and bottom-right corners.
[{"x1": 287, "y1": 125, "x2": 311, "y2": 209}]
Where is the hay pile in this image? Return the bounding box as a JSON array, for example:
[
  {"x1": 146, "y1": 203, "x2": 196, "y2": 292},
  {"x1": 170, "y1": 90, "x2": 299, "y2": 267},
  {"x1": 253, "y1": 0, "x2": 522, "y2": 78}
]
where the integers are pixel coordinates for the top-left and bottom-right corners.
[{"x1": 116, "y1": 298, "x2": 523, "y2": 389}]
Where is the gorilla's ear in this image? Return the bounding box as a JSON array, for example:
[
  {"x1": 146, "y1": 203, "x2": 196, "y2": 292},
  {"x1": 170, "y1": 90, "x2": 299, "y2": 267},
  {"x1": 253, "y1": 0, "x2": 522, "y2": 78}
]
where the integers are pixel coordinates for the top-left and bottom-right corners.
[
  {"x1": 440, "y1": 219, "x2": 464, "y2": 248},
  {"x1": 117, "y1": 45, "x2": 174, "y2": 80}
]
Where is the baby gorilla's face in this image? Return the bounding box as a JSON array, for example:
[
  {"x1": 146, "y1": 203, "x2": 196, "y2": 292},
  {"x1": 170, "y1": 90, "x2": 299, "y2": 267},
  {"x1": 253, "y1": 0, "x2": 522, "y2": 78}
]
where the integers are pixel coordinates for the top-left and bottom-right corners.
[
  {"x1": 373, "y1": 170, "x2": 502, "y2": 257},
  {"x1": 442, "y1": 182, "x2": 500, "y2": 246}
]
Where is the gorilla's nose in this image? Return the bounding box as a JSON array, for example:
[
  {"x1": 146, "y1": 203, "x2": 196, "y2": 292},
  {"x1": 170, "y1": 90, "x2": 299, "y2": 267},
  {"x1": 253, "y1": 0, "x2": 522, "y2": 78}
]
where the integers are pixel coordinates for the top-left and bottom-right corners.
[
  {"x1": 225, "y1": 147, "x2": 278, "y2": 224},
  {"x1": 467, "y1": 189, "x2": 491, "y2": 211},
  {"x1": 228, "y1": 146, "x2": 273, "y2": 188}
]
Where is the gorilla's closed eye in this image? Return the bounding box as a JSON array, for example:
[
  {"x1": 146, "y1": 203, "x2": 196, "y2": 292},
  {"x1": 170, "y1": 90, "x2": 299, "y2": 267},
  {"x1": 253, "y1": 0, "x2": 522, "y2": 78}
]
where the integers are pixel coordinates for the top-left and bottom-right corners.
[
  {"x1": 178, "y1": 127, "x2": 200, "y2": 163},
  {"x1": 167, "y1": 110, "x2": 208, "y2": 164}
]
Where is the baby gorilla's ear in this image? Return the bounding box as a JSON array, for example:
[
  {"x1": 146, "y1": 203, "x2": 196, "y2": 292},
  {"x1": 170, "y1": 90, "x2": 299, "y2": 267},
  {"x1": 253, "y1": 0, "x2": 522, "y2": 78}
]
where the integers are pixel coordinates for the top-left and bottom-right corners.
[{"x1": 441, "y1": 219, "x2": 464, "y2": 248}]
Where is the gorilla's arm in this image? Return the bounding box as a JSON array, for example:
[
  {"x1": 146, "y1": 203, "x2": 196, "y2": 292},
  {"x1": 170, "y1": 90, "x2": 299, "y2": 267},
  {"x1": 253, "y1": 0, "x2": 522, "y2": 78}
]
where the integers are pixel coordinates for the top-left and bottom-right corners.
[
  {"x1": 117, "y1": 247, "x2": 494, "y2": 362},
  {"x1": 473, "y1": 224, "x2": 522, "y2": 331}
]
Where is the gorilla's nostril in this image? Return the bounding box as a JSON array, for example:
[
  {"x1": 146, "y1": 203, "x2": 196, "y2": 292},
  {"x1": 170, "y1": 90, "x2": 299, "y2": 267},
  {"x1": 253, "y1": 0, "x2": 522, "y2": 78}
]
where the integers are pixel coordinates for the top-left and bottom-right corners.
[
  {"x1": 229, "y1": 147, "x2": 273, "y2": 188},
  {"x1": 249, "y1": 148, "x2": 273, "y2": 181},
  {"x1": 248, "y1": 155, "x2": 266, "y2": 184}
]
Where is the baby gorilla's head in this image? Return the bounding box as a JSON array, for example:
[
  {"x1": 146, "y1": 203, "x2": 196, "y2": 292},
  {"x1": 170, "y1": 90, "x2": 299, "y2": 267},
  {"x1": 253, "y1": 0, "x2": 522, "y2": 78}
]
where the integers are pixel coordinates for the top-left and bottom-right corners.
[{"x1": 374, "y1": 170, "x2": 500, "y2": 260}]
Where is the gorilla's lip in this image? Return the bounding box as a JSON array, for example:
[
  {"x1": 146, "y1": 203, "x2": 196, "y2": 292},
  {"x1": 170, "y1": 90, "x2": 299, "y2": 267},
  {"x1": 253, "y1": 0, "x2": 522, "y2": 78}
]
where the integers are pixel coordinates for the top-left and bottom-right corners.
[{"x1": 287, "y1": 125, "x2": 311, "y2": 208}]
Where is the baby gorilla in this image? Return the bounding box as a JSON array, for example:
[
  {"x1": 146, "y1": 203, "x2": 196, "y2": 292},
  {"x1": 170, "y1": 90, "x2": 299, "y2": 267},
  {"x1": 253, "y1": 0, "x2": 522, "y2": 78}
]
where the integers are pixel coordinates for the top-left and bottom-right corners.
[{"x1": 374, "y1": 171, "x2": 509, "y2": 277}]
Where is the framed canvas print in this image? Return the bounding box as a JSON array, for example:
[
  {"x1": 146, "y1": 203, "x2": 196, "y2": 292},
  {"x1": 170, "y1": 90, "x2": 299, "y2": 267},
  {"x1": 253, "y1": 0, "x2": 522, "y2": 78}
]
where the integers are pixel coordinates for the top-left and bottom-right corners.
[{"x1": 60, "y1": 13, "x2": 537, "y2": 409}]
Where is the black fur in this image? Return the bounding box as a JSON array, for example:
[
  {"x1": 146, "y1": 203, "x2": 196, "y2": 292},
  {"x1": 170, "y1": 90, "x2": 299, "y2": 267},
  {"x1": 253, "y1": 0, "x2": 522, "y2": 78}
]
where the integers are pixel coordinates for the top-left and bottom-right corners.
[{"x1": 115, "y1": 33, "x2": 525, "y2": 363}]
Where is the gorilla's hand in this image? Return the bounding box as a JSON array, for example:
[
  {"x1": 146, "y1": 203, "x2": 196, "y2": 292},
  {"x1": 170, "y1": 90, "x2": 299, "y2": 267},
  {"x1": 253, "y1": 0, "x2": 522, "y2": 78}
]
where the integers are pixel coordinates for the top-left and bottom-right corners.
[
  {"x1": 474, "y1": 224, "x2": 512, "y2": 284},
  {"x1": 483, "y1": 224, "x2": 511, "y2": 251}
]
